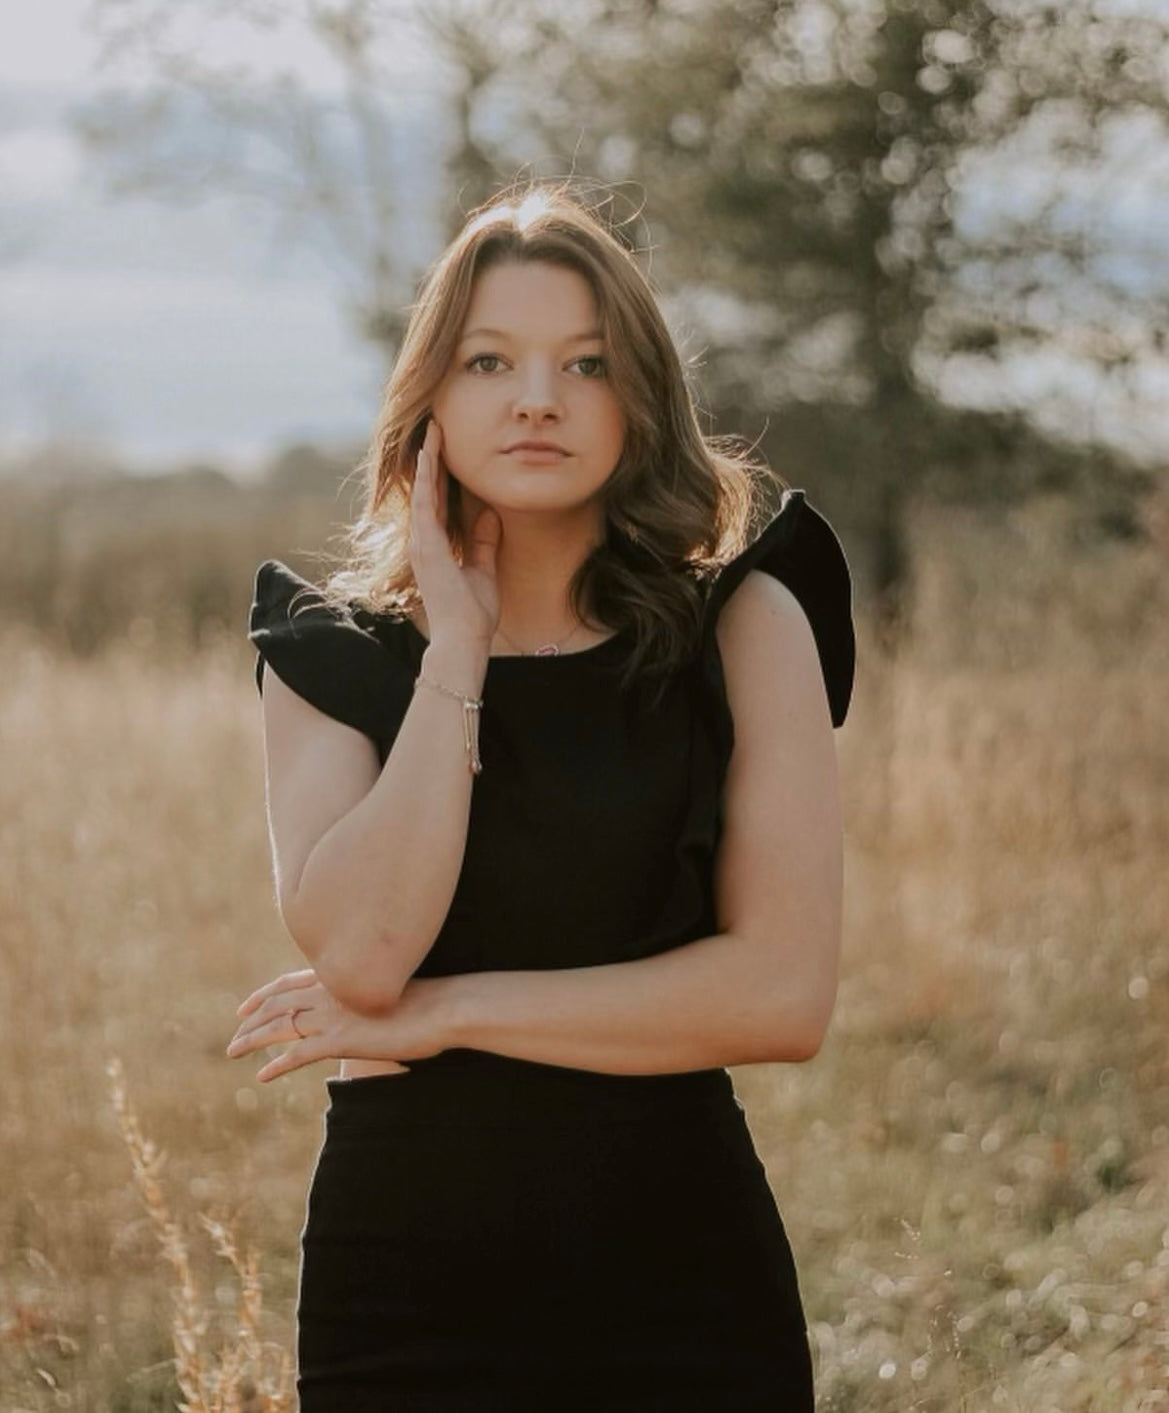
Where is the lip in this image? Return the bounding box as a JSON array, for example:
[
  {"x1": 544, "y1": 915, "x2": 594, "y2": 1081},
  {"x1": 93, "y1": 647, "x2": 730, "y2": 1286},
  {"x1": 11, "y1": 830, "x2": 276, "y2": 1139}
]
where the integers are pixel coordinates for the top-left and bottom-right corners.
[
  {"x1": 503, "y1": 439, "x2": 569, "y2": 454},
  {"x1": 506, "y1": 447, "x2": 568, "y2": 464}
]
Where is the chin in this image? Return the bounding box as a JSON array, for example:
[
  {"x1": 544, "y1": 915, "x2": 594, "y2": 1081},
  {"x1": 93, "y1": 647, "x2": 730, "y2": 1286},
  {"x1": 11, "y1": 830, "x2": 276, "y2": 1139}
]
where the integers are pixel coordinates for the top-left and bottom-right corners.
[{"x1": 463, "y1": 471, "x2": 586, "y2": 503}]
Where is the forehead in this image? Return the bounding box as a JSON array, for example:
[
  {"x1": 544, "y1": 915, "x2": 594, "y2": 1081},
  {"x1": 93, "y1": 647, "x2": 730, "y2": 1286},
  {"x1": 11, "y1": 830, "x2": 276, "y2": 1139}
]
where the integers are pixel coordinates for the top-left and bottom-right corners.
[{"x1": 461, "y1": 261, "x2": 601, "y2": 341}]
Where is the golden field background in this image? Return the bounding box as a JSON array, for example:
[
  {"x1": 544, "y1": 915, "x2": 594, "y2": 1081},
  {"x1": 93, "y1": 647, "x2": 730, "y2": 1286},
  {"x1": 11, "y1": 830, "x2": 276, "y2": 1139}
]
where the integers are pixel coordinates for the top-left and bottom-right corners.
[{"x1": 2, "y1": 488, "x2": 1167, "y2": 1411}]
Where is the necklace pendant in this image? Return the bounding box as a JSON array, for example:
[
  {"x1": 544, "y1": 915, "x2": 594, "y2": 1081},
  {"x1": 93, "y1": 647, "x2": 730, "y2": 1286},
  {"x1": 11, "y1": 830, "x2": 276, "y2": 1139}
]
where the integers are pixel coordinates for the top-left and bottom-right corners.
[{"x1": 533, "y1": 643, "x2": 560, "y2": 657}]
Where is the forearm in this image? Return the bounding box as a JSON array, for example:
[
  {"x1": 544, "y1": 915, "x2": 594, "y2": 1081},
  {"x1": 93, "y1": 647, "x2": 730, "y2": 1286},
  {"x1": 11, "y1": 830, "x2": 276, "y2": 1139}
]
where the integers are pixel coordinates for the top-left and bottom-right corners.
[
  {"x1": 282, "y1": 637, "x2": 487, "y2": 1013},
  {"x1": 445, "y1": 929, "x2": 837, "y2": 1075}
]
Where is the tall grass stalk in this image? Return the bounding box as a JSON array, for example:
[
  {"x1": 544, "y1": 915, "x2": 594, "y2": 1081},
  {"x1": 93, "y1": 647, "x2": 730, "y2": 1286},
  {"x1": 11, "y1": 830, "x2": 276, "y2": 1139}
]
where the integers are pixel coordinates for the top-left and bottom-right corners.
[{"x1": 106, "y1": 1058, "x2": 294, "y2": 1411}]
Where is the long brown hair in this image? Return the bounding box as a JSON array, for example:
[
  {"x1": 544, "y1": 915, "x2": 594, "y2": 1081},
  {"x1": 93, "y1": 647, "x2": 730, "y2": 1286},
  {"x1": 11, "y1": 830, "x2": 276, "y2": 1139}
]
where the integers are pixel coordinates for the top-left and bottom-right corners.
[{"x1": 321, "y1": 177, "x2": 784, "y2": 701}]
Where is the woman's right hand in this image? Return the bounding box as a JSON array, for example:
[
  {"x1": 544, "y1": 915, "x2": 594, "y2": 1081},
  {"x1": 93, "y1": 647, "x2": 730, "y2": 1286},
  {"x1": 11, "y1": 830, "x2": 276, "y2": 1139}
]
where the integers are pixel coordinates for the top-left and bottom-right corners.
[{"x1": 408, "y1": 418, "x2": 501, "y2": 651}]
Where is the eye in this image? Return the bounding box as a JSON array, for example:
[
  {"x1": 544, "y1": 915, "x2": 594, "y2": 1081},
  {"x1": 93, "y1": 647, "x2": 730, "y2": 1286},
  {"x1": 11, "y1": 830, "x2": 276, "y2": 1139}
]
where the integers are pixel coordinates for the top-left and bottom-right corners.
[
  {"x1": 464, "y1": 352, "x2": 607, "y2": 376},
  {"x1": 466, "y1": 353, "x2": 504, "y2": 373}
]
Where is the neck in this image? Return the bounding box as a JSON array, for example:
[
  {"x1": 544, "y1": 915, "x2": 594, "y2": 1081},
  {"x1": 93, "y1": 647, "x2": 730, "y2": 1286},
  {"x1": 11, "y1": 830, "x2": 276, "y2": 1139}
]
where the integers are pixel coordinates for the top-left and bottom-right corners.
[{"x1": 460, "y1": 496, "x2": 605, "y2": 638}]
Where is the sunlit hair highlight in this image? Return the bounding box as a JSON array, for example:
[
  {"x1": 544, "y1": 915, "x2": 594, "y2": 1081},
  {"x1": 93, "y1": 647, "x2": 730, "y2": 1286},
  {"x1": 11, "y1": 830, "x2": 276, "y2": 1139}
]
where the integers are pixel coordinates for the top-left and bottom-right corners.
[{"x1": 320, "y1": 177, "x2": 785, "y2": 700}]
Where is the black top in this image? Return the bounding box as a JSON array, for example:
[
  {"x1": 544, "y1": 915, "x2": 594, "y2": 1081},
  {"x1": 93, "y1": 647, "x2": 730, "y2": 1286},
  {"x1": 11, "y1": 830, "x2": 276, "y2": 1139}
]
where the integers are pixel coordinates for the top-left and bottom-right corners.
[{"x1": 247, "y1": 489, "x2": 854, "y2": 980}]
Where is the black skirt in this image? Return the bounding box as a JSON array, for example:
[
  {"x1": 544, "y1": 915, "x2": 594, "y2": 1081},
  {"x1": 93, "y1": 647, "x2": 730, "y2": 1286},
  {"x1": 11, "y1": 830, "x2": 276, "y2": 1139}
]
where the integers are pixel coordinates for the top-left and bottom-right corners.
[{"x1": 297, "y1": 1052, "x2": 813, "y2": 1411}]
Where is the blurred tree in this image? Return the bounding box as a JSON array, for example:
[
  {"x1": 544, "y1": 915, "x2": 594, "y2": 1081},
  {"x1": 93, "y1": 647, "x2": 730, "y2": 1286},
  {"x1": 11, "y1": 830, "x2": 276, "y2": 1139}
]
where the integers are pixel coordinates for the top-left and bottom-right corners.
[
  {"x1": 73, "y1": 0, "x2": 1169, "y2": 625},
  {"x1": 449, "y1": 0, "x2": 1169, "y2": 627},
  {"x1": 74, "y1": 0, "x2": 519, "y2": 359}
]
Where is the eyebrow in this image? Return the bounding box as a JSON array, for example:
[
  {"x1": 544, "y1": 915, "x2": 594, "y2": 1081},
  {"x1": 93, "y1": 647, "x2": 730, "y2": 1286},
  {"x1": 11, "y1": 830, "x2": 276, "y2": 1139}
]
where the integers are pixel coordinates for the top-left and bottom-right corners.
[{"x1": 458, "y1": 326, "x2": 604, "y2": 345}]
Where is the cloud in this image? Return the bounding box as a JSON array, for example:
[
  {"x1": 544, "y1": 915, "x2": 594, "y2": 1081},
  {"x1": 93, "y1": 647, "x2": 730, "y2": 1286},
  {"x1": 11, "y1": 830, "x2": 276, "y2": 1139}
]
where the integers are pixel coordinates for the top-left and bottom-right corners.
[{"x1": 0, "y1": 128, "x2": 83, "y2": 201}]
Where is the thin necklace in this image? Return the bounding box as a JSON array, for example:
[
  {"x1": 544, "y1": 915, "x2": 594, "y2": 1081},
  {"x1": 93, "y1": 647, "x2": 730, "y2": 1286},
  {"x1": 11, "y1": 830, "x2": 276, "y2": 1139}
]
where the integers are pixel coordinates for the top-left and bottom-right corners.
[{"x1": 493, "y1": 619, "x2": 586, "y2": 657}]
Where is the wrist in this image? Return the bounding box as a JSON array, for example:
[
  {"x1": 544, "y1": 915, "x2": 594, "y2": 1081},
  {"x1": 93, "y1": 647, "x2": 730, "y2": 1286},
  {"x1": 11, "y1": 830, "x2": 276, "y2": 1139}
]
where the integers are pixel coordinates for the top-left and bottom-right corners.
[
  {"x1": 421, "y1": 639, "x2": 489, "y2": 696},
  {"x1": 441, "y1": 971, "x2": 486, "y2": 1049}
]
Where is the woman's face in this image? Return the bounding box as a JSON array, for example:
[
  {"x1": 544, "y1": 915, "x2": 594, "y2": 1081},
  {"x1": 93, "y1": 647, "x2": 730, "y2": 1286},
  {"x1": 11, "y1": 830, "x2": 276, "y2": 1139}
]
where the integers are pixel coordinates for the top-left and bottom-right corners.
[{"x1": 431, "y1": 260, "x2": 626, "y2": 528}]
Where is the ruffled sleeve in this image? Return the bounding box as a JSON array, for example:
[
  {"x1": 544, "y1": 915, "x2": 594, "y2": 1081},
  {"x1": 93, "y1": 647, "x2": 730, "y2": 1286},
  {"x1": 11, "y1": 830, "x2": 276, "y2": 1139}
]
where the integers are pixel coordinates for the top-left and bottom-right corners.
[
  {"x1": 247, "y1": 559, "x2": 415, "y2": 749},
  {"x1": 628, "y1": 493, "x2": 854, "y2": 959},
  {"x1": 698, "y1": 489, "x2": 855, "y2": 769}
]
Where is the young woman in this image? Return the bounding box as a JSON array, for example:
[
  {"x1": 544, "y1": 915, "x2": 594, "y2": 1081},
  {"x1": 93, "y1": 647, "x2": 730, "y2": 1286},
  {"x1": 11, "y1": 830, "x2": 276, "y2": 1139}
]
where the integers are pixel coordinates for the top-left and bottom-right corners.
[{"x1": 229, "y1": 182, "x2": 854, "y2": 1410}]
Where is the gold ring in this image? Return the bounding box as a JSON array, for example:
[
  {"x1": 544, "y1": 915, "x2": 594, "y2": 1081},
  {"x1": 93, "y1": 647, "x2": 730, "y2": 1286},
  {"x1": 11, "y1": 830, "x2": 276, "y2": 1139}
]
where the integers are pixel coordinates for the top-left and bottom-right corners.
[{"x1": 290, "y1": 1007, "x2": 307, "y2": 1039}]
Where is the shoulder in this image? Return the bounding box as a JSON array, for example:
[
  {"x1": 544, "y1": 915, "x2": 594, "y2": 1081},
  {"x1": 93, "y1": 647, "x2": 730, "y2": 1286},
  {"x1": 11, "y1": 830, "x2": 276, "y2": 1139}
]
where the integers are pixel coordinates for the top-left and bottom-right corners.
[
  {"x1": 716, "y1": 570, "x2": 827, "y2": 724},
  {"x1": 716, "y1": 567, "x2": 813, "y2": 642}
]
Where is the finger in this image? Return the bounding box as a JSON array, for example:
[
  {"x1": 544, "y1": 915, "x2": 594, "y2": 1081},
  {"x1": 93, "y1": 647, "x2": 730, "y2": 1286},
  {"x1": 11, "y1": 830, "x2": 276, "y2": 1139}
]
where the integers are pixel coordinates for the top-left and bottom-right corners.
[
  {"x1": 230, "y1": 998, "x2": 317, "y2": 1051},
  {"x1": 410, "y1": 433, "x2": 442, "y2": 549},
  {"x1": 255, "y1": 1037, "x2": 333, "y2": 1084},
  {"x1": 430, "y1": 423, "x2": 448, "y2": 522},
  {"x1": 229, "y1": 1006, "x2": 272, "y2": 1047},
  {"x1": 227, "y1": 1008, "x2": 308, "y2": 1057},
  {"x1": 257, "y1": 1045, "x2": 411, "y2": 1084},
  {"x1": 236, "y1": 970, "x2": 316, "y2": 1018},
  {"x1": 241, "y1": 982, "x2": 327, "y2": 1036},
  {"x1": 465, "y1": 506, "x2": 501, "y2": 576},
  {"x1": 237, "y1": 969, "x2": 317, "y2": 1017},
  {"x1": 426, "y1": 427, "x2": 443, "y2": 525},
  {"x1": 435, "y1": 452, "x2": 449, "y2": 529},
  {"x1": 410, "y1": 423, "x2": 430, "y2": 503},
  {"x1": 417, "y1": 419, "x2": 437, "y2": 487}
]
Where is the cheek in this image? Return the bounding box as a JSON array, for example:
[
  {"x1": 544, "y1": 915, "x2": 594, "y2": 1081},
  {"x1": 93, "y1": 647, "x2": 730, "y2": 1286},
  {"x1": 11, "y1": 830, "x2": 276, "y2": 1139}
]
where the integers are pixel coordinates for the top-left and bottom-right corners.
[
  {"x1": 431, "y1": 390, "x2": 477, "y2": 465},
  {"x1": 598, "y1": 400, "x2": 627, "y2": 459},
  {"x1": 435, "y1": 422, "x2": 492, "y2": 488}
]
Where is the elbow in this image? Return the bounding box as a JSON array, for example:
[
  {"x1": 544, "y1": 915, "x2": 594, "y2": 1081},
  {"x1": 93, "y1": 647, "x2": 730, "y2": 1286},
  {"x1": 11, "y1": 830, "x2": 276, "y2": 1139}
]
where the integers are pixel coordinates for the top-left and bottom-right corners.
[
  {"x1": 313, "y1": 942, "x2": 411, "y2": 1017},
  {"x1": 765, "y1": 1011, "x2": 831, "y2": 1064},
  {"x1": 781, "y1": 1017, "x2": 830, "y2": 1063},
  {"x1": 279, "y1": 895, "x2": 413, "y2": 1016},
  {"x1": 757, "y1": 958, "x2": 838, "y2": 1064},
  {"x1": 798, "y1": 985, "x2": 838, "y2": 1060}
]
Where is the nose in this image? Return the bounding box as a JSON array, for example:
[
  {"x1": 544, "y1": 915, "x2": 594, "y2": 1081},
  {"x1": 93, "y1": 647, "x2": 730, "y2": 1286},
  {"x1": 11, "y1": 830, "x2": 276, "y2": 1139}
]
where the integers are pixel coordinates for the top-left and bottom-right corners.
[{"x1": 512, "y1": 364, "x2": 563, "y2": 423}]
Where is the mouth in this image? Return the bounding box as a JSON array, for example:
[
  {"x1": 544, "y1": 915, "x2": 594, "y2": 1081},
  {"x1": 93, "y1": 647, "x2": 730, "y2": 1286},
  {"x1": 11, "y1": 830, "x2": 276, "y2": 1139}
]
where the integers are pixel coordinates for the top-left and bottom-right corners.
[
  {"x1": 504, "y1": 445, "x2": 569, "y2": 462},
  {"x1": 503, "y1": 439, "x2": 569, "y2": 454}
]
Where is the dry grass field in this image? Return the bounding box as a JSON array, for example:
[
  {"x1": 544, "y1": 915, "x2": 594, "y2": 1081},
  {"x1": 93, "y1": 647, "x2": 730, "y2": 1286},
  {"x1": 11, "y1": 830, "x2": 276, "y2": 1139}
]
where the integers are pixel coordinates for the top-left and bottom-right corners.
[{"x1": 2, "y1": 492, "x2": 1167, "y2": 1411}]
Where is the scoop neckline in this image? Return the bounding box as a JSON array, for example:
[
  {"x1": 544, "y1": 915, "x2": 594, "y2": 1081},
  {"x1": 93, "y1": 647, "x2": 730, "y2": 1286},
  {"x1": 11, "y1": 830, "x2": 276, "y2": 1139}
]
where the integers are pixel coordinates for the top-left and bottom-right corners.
[{"x1": 400, "y1": 615, "x2": 627, "y2": 663}]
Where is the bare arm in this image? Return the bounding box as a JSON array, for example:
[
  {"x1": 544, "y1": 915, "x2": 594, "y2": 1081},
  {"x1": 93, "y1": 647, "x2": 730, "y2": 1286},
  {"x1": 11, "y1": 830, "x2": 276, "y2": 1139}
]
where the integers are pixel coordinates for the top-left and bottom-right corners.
[
  {"x1": 260, "y1": 418, "x2": 502, "y2": 1015},
  {"x1": 234, "y1": 569, "x2": 843, "y2": 1073},
  {"x1": 260, "y1": 634, "x2": 486, "y2": 1016},
  {"x1": 441, "y1": 570, "x2": 843, "y2": 1070}
]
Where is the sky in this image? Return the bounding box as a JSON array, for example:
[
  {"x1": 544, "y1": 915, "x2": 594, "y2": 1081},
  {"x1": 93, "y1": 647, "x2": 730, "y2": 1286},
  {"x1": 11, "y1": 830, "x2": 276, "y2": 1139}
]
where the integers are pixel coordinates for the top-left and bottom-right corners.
[
  {"x1": 0, "y1": 0, "x2": 446, "y2": 475},
  {"x1": 2, "y1": 0, "x2": 1169, "y2": 476}
]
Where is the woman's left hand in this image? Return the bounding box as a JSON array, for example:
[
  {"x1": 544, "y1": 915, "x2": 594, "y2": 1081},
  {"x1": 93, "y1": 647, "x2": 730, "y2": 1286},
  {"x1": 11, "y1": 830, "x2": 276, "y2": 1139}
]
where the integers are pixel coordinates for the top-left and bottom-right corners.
[{"x1": 225, "y1": 969, "x2": 456, "y2": 1083}]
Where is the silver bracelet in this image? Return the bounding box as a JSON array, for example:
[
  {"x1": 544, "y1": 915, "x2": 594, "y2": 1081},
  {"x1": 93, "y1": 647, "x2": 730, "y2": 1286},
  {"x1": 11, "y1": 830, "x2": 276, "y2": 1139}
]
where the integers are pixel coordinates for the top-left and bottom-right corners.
[{"x1": 414, "y1": 671, "x2": 484, "y2": 775}]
